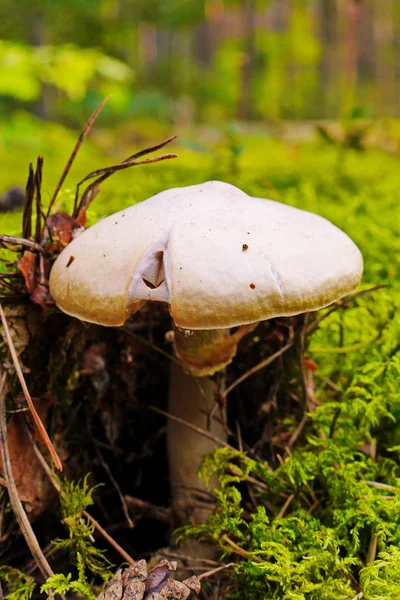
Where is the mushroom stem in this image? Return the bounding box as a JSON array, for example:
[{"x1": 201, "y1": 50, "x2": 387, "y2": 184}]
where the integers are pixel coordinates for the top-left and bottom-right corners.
[
  {"x1": 172, "y1": 324, "x2": 257, "y2": 377},
  {"x1": 167, "y1": 361, "x2": 225, "y2": 529}
]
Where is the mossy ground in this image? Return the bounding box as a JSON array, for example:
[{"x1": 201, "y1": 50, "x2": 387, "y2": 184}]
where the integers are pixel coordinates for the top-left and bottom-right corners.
[{"x1": 0, "y1": 117, "x2": 399, "y2": 599}]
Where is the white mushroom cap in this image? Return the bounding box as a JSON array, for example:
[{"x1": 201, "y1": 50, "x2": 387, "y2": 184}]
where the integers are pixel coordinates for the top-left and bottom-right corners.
[{"x1": 49, "y1": 181, "x2": 363, "y2": 329}]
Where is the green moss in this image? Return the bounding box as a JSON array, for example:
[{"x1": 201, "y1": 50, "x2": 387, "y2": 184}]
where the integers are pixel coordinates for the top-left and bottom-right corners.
[
  {"x1": 0, "y1": 567, "x2": 35, "y2": 600},
  {"x1": 52, "y1": 474, "x2": 113, "y2": 581},
  {"x1": 1, "y1": 119, "x2": 399, "y2": 596}
]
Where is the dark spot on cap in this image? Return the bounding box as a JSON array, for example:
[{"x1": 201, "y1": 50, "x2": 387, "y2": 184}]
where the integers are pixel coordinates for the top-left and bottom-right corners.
[
  {"x1": 242, "y1": 244, "x2": 248, "y2": 251},
  {"x1": 250, "y1": 283, "x2": 256, "y2": 289},
  {"x1": 66, "y1": 256, "x2": 75, "y2": 268}
]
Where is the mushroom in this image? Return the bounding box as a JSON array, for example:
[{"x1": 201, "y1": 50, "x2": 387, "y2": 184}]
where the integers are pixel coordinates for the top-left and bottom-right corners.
[{"x1": 49, "y1": 181, "x2": 363, "y2": 527}]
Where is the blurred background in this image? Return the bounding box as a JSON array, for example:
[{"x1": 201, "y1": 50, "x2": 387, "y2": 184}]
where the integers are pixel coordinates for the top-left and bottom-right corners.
[
  {"x1": 0, "y1": 0, "x2": 399, "y2": 268},
  {"x1": 1, "y1": 0, "x2": 399, "y2": 127}
]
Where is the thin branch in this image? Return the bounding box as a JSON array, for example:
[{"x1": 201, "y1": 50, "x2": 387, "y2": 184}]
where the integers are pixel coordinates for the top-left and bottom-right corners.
[
  {"x1": 284, "y1": 414, "x2": 308, "y2": 456},
  {"x1": 149, "y1": 406, "x2": 237, "y2": 452},
  {"x1": 22, "y1": 164, "x2": 35, "y2": 240},
  {"x1": 22, "y1": 420, "x2": 135, "y2": 566},
  {"x1": 121, "y1": 135, "x2": 177, "y2": 163},
  {"x1": 222, "y1": 535, "x2": 250, "y2": 558},
  {"x1": 0, "y1": 235, "x2": 44, "y2": 253},
  {"x1": 85, "y1": 512, "x2": 135, "y2": 566},
  {"x1": 73, "y1": 135, "x2": 177, "y2": 218},
  {"x1": 226, "y1": 467, "x2": 268, "y2": 492},
  {"x1": 159, "y1": 550, "x2": 219, "y2": 567},
  {"x1": 364, "y1": 480, "x2": 396, "y2": 491},
  {"x1": 150, "y1": 406, "x2": 269, "y2": 492},
  {"x1": 47, "y1": 96, "x2": 110, "y2": 217},
  {"x1": 34, "y1": 157, "x2": 44, "y2": 244},
  {"x1": 0, "y1": 371, "x2": 54, "y2": 581},
  {"x1": 95, "y1": 445, "x2": 134, "y2": 529},
  {"x1": 314, "y1": 371, "x2": 343, "y2": 392},
  {"x1": 122, "y1": 328, "x2": 182, "y2": 366},
  {"x1": 366, "y1": 533, "x2": 377, "y2": 564},
  {"x1": 224, "y1": 342, "x2": 293, "y2": 398},
  {"x1": 124, "y1": 495, "x2": 171, "y2": 525},
  {"x1": 80, "y1": 136, "x2": 177, "y2": 186},
  {"x1": 74, "y1": 152, "x2": 177, "y2": 217},
  {"x1": 197, "y1": 562, "x2": 235, "y2": 580},
  {"x1": 275, "y1": 493, "x2": 295, "y2": 520},
  {"x1": 0, "y1": 304, "x2": 62, "y2": 471}
]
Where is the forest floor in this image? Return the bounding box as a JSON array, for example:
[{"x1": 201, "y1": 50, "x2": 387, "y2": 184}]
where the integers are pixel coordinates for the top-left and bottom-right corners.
[{"x1": 0, "y1": 115, "x2": 399, "y2": 599}]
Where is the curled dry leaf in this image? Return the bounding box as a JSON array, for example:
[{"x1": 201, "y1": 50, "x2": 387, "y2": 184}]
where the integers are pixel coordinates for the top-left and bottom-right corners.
[
  {"x1": 46, "y1": 211, "x2": 85, "y2": 252},
  {"x1": 20, "y1": 251, "x2": 36, "y2": 294},
  {"x1": 96, "y1": 559, "x2": 200, "y2": 600},
  {"x1": 19, "y1": 251, "x2": 54, "y2": 311}
]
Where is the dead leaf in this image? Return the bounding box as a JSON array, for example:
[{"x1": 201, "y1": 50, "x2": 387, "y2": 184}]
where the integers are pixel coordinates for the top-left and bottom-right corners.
[
  {"x1": 0, "y1": 397, "x2": 57, "y2": 520},
  {"x1": 46, "y1": 211, "x2": 84, "y2": 251},
  {"x1": 20, "y1": 251, "x2": 36, "y2": 294}
]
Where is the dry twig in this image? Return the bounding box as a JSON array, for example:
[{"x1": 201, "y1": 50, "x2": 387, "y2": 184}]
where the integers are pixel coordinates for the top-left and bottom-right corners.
[
  {"x1": 73, "y1": 135, "x2": 177, "y2": 218},
  {"x1": 0, "y1": 303, "x2": 62, "y2": 471},
  {"x1": 47, "y1": 96, "x2": 111, "y2": 217},
  {"x1": 22, "y1": 420, "x2": 136, "y2": 566},
  {"x1": 197, "y1": 562, "x2": 235, "y2": 580},
  {"x1": 0, "y1": 235, "x2": 44, "y2": 253},
  {"x1": 150, "y1": 406, "x2": 237, "y2": 452},
  {"x1": 224, "y1": 342, "x2": 293, "y2": 398},
  {"x1": 95, "y1": 445, "x2": 134, "y2": 529},
  {"x1": 0, "y1": 371, "x2": 54, "y2": 581}
]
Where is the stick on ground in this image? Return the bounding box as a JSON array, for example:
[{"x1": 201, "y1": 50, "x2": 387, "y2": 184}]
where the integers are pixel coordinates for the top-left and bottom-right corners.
[
  {"x1": 0, "y1": 303, "x2": 62, "y2": 470},
  {"x1": 0, "y1": 371, "x2": 55, "y2": 581}
]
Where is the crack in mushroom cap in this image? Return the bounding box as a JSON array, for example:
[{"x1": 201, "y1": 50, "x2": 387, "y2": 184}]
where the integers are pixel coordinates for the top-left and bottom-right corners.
[{"x1": 49, "y1": 181, "x2": 363, "y2": 329}]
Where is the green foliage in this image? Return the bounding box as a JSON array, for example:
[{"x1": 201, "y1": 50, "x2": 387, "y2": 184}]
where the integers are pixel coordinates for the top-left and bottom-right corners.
[
  {"x1": 180, "y1": 289, "x2": 400, "y2": 597},
  {"x1": 41, "y1": 554, "x2": 96, "y2": 600},
  {"x1": 176, "y1": 147, "x2": 400, "y2": 598},
  {"x1": 360, "y1": 546, "x2": 400, "y2": 599},
  {"x1": 0, "y1": 119, "x2": 399, "y2": 597},
  {"x1": 0, "y1": 567, "x2": 35, "y2": 600},
  {"x1": 0, "y1": 40, "x2": 133, "y2": 110},
  {"x1": 53, "y1": 474, "x2": 113, "y2": 580},
  {"x1": 0, "y1": 476, "x2": 112, "y2": 599}
]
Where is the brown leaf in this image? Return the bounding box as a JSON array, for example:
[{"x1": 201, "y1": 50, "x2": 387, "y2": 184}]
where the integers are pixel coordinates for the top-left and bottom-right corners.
[
  {"x1": 0, "y1": 398, "x2": 57, "y2": 520},
  {"x1": 46, "y1": 211, "x2": 84, "y2": 250},
  {"x1": 31, "y1": 283, "x2": 55, "y2": 311},
  {"x1": 19, "y1": 252, "x2": 54, "y2": 311},
  {"x1": 20, "y1": 251, "x2": 36, "y2": 294}
]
